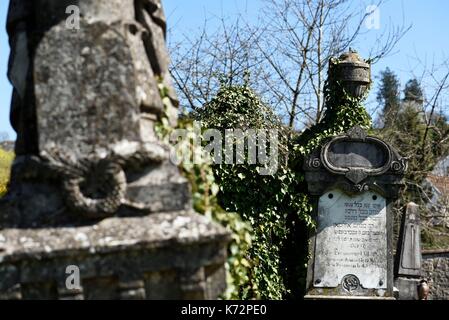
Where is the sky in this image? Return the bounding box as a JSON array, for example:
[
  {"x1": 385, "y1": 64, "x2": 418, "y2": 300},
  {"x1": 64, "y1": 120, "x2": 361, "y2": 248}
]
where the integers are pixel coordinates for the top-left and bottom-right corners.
[{"x1": 1, "y1": 0, "x2": 449, "y2": 140}]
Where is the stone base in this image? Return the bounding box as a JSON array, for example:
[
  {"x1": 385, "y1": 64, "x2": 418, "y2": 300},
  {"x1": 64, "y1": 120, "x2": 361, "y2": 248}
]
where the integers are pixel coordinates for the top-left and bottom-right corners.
[
  {"x1": 395, "y1": 277, "x2": 420, "y2": 300},
  {"x1": 0, "y1": 211, "x2": 230, "y2": 300}
]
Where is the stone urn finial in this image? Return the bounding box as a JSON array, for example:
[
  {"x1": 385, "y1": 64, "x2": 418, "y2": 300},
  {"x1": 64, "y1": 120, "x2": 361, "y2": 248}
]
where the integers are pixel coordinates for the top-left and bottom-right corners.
[{"x1": 329, "y1": 49, "x2": 371, "y2": 99}]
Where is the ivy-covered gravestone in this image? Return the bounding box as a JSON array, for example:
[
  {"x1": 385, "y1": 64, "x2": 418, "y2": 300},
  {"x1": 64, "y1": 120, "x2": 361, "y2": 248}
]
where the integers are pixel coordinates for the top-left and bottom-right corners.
[{"x1": 302, "y1": 52, "x2": 406, "y2": 299}]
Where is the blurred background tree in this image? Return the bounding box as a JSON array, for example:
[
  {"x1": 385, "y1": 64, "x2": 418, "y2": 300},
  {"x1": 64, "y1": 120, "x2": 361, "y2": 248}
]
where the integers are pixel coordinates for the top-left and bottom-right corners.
[
  {"x1": 376, "y1": 67, "x2": 401, "y2": 128},
  {"x1": 375, "y1": 65, "x2": 449, "y2": 248}
]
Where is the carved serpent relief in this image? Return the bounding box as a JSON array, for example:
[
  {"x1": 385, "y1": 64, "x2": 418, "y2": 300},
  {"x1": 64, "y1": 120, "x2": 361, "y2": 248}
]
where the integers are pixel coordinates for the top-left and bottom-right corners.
[
  {"x1": 63, "y1": 160, "x2": 127, "y2": 218},
  {"x1": 15, "y1": 143, "x2": 168, "y2": 218}
]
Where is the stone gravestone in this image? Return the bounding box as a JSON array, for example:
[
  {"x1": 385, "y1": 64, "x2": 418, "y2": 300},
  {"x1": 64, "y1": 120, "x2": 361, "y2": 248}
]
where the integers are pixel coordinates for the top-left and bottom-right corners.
[
  {"x1": 0, "y1": 0, "x2": 230, "y2": 299},
  {"x1": 395, "y1": 202, "x2": 423, "y2": 300},
  {"x1": 303, "y1": 126, "x2": 406, "y2": 298}
]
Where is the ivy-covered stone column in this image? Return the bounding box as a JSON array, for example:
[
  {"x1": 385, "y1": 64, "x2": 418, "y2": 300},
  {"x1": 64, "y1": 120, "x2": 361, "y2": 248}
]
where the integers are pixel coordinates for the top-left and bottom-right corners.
[{"x1": 297, "y1": 50, "x2": 406, "y2": 299}]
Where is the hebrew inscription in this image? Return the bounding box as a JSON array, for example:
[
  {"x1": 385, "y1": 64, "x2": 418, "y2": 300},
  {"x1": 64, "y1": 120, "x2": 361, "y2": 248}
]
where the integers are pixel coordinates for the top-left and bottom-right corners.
[{"x1": 313, "y1": 189, "x2": 387, "y2": 289}]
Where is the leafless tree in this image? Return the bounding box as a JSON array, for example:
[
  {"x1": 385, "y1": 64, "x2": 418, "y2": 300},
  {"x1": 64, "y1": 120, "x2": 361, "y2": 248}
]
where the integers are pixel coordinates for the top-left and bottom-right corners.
[
  {"x1": 169, "y1": 0, "x2": 410, "y2": 129},
  {"x1": 256, "y1": 0, "x2": 410, "y2": 128},
  {"x1": 169, "y1": 18, "x2": 265, "y2": 112}
]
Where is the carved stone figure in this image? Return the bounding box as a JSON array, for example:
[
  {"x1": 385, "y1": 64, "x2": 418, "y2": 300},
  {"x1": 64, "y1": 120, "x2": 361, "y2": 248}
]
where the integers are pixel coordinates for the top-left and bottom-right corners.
[{"x1": 3, "y1": 0, "x2": 188, "y2": 227}]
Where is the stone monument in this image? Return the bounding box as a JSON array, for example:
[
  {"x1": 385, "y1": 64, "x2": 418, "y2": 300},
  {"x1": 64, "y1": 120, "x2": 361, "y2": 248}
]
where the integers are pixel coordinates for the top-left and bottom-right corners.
[
  {"x1": 303, "y1": 52, "x2": 406, "y2": 299},
  {"x1": 0, "y1": 0, "x2": 230, "y2": 299},
  {"x1": 395, "y1": 202, "x2": 424, "y2": 300}
]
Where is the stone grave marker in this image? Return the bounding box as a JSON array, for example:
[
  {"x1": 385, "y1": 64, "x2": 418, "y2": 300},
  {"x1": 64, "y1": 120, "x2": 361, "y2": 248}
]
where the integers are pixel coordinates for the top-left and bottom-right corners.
[
  {"x1": 303, "y1": 126, "x2": 406, "y2": 299},
  {"x1": 395, "y1": 202, "x2": 424, "y2": 300}
]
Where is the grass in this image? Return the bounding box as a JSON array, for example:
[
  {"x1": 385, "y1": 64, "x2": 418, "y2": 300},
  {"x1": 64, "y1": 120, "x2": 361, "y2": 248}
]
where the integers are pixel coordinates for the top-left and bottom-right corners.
[{"x1": 0, "y1": 148, "x2": 14, "y2": 197}]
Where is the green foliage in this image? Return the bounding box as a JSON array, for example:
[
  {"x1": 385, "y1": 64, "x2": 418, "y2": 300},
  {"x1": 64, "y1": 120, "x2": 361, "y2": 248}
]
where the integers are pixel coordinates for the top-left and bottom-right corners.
[
  {"x1": 286, "y1": 63, "x2": 372, "y2": 298},
  {"x1": 421, "y1": 224, "x2": 449, "y2": 250},
  {"x1": 196, "y1": 74, "x2": 371, "y2": 299},
  {"x1": 379, "y1": 77, "x2": 446, "y2": 186},
  {"x1": 156, "y1": 83, "x2": 254, "y2": 300},
  {"x1": 0, "y1": 149, "x2": 14, "y2": 197},
  {"x1": 403, "y1": 78, "x2": 424, "y2": 104},
  {"x1": 198, "y1": 84, "x2": 306, "y2": 299},
  {"x1": 378, "y1": 104, "x2": 434, "y2": 187},
  {"x1": 375, "y1": 71, "x2": 449, "y2": 249},
  {"x1": 377, "y1": 100, "x2": 449, "y2": 248},
  {"x1": 163, "y1": 53, "x2": 372, "y2": 299},
  {"x1": 293, "y1": 74, "x2": 372, "y2": 157}
]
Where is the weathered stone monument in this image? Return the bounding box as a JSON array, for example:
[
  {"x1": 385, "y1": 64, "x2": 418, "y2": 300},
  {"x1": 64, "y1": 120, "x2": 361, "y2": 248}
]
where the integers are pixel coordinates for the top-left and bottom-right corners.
[
  {"x1": 0, "y1": 0, "x2": 230, "y2": 299},
  {"x1": 395, "y1": 202, "x2": 424, "y2": 300},
  {"x1": 303, "y1": 52, "x2": 406, "y2": 299}
]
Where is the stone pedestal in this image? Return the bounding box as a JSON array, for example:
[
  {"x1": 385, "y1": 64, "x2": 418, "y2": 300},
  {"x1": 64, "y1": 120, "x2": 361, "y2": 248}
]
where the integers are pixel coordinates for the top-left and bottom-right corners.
[
  {"x1": 394, "y1": 278, "x2": 420, "y2": 300},
  {"x1": 0, "y1": 212, "x2": 230, "y2": 300}
]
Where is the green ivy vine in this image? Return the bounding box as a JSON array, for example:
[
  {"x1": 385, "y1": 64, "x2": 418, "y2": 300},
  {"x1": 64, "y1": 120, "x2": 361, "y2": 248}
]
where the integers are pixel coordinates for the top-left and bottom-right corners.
[
  {"x1": 157, "y1": 53, "x2": 373, "y2": 299},
  {"x1": 156, "y1": 82, "x2": 254, "y2": 299},
  {"x1": 197, "y1": 56, "x2": 373, "y2": 299},
  {"x1": 197, "y1": 85, "x2": 313, "y2": 299}
]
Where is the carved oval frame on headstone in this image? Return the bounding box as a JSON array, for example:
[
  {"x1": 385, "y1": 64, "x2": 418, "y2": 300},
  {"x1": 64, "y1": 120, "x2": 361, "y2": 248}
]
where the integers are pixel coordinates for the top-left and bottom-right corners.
[
  {"x1": 303, "y1": 126, "x2": 407, "y2": 196},
  {"x1": 321, "y1": 126, "x2": 392, "y2": 182}
]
